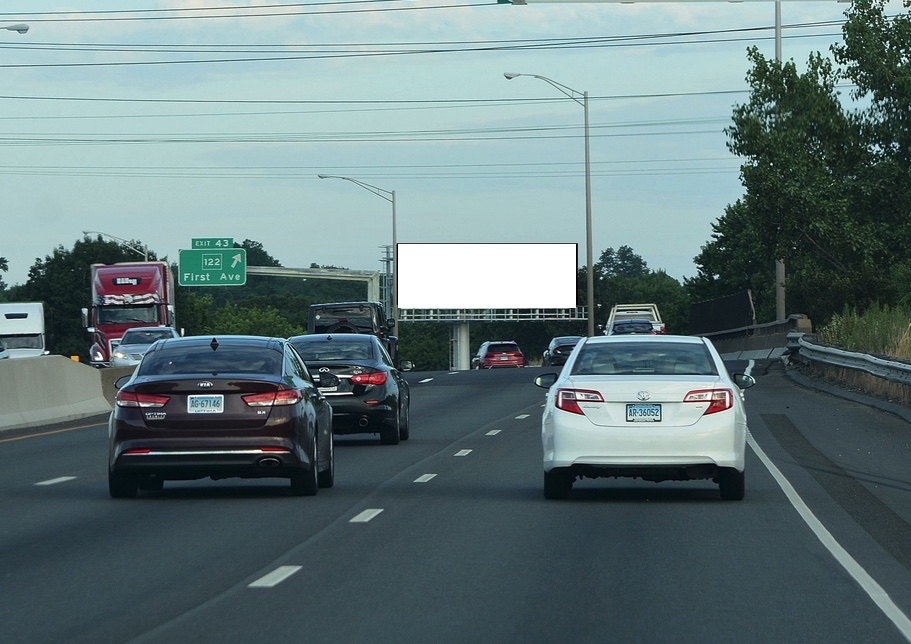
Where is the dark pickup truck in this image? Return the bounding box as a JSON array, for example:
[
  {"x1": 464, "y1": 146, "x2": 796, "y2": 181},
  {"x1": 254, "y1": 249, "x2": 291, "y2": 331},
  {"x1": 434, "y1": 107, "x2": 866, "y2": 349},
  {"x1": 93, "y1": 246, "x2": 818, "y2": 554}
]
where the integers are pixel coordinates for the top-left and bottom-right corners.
[{"x1": 307, "y1": 301, "x2": 398, "y2": 362}]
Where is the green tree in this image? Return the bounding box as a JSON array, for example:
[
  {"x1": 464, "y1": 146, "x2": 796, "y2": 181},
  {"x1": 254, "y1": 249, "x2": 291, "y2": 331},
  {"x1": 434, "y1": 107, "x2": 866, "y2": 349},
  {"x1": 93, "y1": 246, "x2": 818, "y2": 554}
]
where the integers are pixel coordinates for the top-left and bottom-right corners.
[{"x1": 209, "y1": 302, "x2": 303, "y2": 337}]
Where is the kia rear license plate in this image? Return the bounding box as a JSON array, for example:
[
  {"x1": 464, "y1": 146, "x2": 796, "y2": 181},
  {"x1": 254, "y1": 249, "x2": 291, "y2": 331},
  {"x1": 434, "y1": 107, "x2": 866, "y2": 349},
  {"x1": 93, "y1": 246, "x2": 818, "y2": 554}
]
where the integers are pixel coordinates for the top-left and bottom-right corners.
[
  {"x1": 188, "y1": 394, "x2": 224, "y2": 414},
  {"x1": 627, "y1": 403, "x2": 661, "y2": 422}
]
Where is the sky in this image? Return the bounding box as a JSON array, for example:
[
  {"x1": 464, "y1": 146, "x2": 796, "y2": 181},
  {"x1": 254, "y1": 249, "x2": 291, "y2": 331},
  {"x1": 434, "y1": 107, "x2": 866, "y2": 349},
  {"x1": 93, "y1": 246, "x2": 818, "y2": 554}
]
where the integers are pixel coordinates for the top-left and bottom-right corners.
[{"x1": 0, "y1": 0, "x2": 892, "y2": 289}]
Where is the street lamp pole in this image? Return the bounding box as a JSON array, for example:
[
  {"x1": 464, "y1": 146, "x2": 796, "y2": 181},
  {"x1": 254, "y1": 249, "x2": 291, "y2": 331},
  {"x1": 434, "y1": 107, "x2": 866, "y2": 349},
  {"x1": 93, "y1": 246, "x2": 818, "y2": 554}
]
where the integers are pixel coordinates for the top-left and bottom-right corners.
[
  {"x1": 83, "y1": 230, "x2": 148, "y2": 261},
  {"x1": 317, "y1": 175, "x2": 397, "y2": 322},
  {"x1": 505, "y1": 72, "x2": 595, "y2": 337}
]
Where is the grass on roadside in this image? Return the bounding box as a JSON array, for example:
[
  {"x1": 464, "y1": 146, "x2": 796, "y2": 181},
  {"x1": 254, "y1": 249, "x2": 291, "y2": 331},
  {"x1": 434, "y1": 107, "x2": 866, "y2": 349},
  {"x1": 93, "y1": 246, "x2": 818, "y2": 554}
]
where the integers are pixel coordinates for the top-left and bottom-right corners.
[{"x1": 817, "y1": 303, "x2": 911, "y2": 360}]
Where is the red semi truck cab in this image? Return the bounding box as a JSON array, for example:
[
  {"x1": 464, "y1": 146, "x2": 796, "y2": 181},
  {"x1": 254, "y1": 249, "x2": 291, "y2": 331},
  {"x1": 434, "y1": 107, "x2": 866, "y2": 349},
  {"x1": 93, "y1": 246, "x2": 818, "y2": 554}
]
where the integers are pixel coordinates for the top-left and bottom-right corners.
[{"x1": 82, "y1": 261, "x2": 176, "y2": 367}]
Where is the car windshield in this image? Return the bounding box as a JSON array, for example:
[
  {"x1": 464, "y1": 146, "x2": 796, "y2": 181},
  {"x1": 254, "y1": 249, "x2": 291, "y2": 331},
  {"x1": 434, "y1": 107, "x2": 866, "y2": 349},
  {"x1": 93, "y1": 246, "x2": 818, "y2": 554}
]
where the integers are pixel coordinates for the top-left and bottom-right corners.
[
  {"x1": 138, "y1": 345, "x2": 281, "y2": 376},
  {"x1": 120, "y1": 329, "x2": 174, "y2": 345},
  {"x1": 571, "y1": 342, "x2": 717, "y2": 376},
  {"x1": 292, "y1": 339, "x2": 374, "y2": 362}
]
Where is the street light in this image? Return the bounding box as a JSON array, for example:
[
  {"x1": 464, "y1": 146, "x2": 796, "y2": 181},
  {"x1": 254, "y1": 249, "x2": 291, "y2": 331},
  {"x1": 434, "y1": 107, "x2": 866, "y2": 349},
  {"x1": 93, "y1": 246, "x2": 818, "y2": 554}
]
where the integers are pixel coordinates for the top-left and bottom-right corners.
[
  {"x1": 83, "y1": 230, "x2": 148, "y2": 262},
  {"x1": 2, "y1": 24, "x2": 28, "y2": 34},
  {"x1": 505, "y1": 72, "x2": 595, "y2": 336},
  {"x1": 317, "y1": 175, "x2": 397, "y2": 322}
]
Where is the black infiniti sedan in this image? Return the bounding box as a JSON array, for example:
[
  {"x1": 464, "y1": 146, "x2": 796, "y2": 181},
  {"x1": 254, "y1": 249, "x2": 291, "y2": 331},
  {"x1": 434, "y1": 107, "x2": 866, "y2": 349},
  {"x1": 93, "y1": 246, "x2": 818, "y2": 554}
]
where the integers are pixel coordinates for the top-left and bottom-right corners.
[
  {"x1": 289, "y1": 333, "x2": 412, "y2": 445},
  {"x1": 542, "y1": 335, "x2": 583, "y2": 367},
  {"x1": 108, "y1": 335, "x2": 337, "y2": 498}
]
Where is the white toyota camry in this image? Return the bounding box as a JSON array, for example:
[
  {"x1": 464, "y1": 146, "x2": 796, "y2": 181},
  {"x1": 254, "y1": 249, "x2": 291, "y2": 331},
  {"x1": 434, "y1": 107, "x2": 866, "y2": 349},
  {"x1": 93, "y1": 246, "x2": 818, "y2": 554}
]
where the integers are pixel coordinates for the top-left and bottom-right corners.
[{"x1": 533, "y1": 334, "x2": 755, "y2": 500}]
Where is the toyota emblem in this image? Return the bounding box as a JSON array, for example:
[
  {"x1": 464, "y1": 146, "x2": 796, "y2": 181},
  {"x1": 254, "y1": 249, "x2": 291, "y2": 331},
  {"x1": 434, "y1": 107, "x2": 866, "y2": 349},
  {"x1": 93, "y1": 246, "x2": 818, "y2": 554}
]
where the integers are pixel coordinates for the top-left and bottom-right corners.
[{"x1": 636, "y1": 390, "x2": 651, "y2": 401}]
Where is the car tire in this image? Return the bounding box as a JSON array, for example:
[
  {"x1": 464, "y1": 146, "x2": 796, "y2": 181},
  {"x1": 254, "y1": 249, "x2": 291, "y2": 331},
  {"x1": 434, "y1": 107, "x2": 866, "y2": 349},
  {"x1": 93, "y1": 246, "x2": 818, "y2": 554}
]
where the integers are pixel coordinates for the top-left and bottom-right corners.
[
  {"x1": 109, "y1": 471, "x2": 139, "y2": 499},
  {"x1": 291, "y1": 434, "x2": 319, "y2": 496},
  {"x1": 318, "y1": 432, "x2": 335, "y2": 489},
  {"x1": 543, "y1": 469, "x2": 573, "y2": 500},
  {"x1": 399, "y1": 401, "x2": 410, "y2": 441},
  {"x1": 380, "y1": 413, "x2": 401, "y2": 445},
  {"x1": 718, "y1": 468, "x2": 745, "y2": 501}
]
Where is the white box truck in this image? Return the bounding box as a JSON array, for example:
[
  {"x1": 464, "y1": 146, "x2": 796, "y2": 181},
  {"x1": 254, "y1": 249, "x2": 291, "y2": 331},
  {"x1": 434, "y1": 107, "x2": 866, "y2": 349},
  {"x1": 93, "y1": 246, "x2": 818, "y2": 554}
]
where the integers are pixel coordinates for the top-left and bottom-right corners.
[{"x1": 0, "y1": 302, "x2": 48, "y2": 359}]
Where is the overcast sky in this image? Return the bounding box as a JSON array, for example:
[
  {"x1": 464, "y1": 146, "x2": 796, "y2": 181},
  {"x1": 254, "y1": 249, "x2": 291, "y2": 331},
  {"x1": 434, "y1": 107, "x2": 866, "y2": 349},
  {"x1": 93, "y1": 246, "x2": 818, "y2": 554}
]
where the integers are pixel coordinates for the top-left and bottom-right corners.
[{"x1": 0, "y1": 0, "x2": 886, "y2": 288}]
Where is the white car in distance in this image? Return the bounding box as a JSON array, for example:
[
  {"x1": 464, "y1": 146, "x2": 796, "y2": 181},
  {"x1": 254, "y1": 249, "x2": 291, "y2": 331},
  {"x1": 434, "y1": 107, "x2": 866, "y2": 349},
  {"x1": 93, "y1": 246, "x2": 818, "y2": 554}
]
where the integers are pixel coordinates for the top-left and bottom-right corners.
[
  {"x1": 111, "y1": 326, "x2": 181, "y2": 368},
  {"x1": 534, "y1": 334, "x2": 755, "y2": 500}
]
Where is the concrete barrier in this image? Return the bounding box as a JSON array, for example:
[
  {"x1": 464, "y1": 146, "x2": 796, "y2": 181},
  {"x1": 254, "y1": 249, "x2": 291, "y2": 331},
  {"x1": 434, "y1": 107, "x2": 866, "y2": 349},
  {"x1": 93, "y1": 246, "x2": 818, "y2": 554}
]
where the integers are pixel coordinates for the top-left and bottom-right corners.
[{"x1": 0, "y1": 356, "x2": 114, "y2": 431}]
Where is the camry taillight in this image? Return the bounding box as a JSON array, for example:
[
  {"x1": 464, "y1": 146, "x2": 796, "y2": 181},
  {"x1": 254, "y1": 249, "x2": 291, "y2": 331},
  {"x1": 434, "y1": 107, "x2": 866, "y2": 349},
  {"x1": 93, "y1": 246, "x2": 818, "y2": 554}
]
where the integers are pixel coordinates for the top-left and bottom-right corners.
[
  {"x1": 683, "y1": 389, "x2": 733, "y2": 415},
  {"x1": 350, "y1": 371, "x2": 387, "y2": 386},
  {"x1": 116, "y1": 391, "x2": 170, "y2": 408},
  {"x1": 243, "y1": 389, "x2": 303, "y2": 407},
  {"x1": 555, "y1": 388, "x2": 604, "y2": 415}
]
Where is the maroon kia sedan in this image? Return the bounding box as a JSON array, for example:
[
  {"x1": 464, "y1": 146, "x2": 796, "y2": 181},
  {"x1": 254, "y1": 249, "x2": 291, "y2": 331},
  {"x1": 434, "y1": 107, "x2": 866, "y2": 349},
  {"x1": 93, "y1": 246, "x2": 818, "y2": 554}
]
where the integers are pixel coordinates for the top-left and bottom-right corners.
[{"x1": 108, "y1": 335, "x2": 337, "y2": 498}]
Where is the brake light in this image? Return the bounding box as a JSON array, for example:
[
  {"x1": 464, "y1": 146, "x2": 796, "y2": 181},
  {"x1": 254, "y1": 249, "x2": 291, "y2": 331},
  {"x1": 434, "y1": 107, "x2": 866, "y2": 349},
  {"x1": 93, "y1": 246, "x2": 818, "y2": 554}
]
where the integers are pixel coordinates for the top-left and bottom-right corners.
[
  {"x1": 116, "y1": 391, "x2": 170, "y2": 408},
  {"x1": 243, "y1": 389, "x2": 303, "y2": 407},
  {"x1": 683, "y1": 389, "x2": 733, "y2": 415},
  {"x1": 555, "y1": 388, "x2": 604, "y2": 415},
  {"x1": 350, "y1": 371, "x2": 387, "y2": 386}
]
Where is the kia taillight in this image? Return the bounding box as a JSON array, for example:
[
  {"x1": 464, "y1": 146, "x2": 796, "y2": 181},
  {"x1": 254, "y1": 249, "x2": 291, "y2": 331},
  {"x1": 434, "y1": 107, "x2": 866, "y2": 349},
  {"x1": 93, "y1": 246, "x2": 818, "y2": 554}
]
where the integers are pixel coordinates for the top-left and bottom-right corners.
[
  {"x1": 243, "y1": 389, "x2": 302, "y2": 407},
  {"x1": 683, "y1": 389, "x2": 733, "y2": 415},
  {"x1": 555, "y1": 388, "x2": 604, "y2": 415},
  {"x1": 116, "y1": 391, "x2": 169, "y2": 408},
  {"x1": 350, "y1": 371, "x2": 387, "y2": 386}
]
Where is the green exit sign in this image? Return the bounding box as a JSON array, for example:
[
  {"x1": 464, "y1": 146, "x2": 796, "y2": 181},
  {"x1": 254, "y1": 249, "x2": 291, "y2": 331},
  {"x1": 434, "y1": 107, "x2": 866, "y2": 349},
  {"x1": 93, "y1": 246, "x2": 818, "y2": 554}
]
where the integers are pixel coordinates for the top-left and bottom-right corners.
[
  {"x1": 191, "y1": 237, "x2": 234, "y2": 249},
  {"x1": 178, "y1": 249, "x2": 247, "y2": 286}
]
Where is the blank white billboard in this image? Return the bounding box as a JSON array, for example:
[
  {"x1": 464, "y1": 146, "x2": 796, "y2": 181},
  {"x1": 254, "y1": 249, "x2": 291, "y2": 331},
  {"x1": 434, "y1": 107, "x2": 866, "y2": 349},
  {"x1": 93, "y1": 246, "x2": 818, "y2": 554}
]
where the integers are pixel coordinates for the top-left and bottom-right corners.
[{"x1": 396, "y1": 243, "x2": 578, "y2": 309}]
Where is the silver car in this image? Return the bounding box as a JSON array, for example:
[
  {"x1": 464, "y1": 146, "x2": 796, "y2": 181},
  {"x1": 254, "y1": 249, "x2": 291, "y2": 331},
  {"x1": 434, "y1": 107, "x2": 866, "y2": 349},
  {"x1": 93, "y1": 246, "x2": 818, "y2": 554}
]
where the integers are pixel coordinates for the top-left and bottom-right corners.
[{"x1": 111, "y1": 326, "x2": 181, "y2": 368}]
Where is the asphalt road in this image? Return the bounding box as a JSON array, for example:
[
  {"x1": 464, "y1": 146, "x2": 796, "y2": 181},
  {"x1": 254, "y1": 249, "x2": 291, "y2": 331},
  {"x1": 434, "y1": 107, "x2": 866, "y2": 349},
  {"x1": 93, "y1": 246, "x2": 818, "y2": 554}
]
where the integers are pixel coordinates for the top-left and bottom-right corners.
[{"x1": 1, "y1": 361, "x2": 910, "y2": 643}]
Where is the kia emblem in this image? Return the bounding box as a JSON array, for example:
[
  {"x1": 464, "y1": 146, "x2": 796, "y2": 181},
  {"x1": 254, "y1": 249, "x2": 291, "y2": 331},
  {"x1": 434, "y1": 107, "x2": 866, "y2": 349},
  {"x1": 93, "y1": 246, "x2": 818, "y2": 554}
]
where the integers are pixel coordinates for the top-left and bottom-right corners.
[{"x1": 197, "y1": 381, "x2": 214, "y2": 388}]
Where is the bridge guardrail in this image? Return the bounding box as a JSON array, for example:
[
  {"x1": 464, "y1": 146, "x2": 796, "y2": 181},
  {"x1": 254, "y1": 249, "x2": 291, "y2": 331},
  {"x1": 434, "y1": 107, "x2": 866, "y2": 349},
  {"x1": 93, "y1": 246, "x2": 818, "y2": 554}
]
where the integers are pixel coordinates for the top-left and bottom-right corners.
[{"x1": 794, "y1": 335, "x2": 911, "y2": 387}]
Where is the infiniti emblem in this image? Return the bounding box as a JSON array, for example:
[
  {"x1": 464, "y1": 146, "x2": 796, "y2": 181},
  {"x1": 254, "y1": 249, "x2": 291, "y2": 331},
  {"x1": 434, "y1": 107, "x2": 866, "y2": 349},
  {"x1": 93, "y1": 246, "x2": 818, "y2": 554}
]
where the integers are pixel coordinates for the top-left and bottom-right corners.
[
  {"x1": 636, "y1": 391, "x2": 651, "y2": 401},
  {"x1": 319, "y1": 367, "x2": 330, "y2": 373},
  {"x1": 197, "y1": 381, "x2": 214, "y2": 388}
]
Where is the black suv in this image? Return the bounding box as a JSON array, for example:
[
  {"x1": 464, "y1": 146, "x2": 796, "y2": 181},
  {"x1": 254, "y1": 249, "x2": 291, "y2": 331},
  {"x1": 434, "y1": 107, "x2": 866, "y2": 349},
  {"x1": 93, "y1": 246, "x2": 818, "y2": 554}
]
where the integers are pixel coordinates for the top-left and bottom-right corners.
[{"x1": 307, "y1": 301, "x2": 397, "y2": 362}]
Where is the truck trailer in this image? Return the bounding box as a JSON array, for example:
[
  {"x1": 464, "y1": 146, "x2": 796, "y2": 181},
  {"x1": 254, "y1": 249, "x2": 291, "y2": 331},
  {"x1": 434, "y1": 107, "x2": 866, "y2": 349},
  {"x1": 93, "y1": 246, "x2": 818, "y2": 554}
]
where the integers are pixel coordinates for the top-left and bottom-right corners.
[
  {"x1": 82, "y1": 261, "x2": 175, "y2": 367},
  {"x1": 0, "y1": 302, "x2": 48, "y2": 359}
]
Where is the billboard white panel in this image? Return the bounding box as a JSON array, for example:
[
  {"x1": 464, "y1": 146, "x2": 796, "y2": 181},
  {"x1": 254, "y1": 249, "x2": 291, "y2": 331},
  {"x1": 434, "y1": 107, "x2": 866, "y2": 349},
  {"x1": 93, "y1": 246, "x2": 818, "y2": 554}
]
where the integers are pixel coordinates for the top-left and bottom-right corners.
[{"x1": 396, "y1": 243, "x2": 578, "y2": 309}]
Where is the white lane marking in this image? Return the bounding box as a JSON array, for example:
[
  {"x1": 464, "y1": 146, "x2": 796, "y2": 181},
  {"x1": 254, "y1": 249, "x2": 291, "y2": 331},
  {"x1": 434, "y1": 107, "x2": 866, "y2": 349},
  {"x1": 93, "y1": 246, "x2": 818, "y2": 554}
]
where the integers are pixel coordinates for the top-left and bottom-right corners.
[
  {"x1": 454, "y1": 449, "x2": 472, "y2": 457},
  {"x1": 419, "y1": 378, "x2": 434, "y2": 383},
  {"x1": 515, "y1": 414, "x2": 530, "y2": 420},
  {"x1": 350, "y1": 509, "x2": 384, "y2": 523},
  {"x1": 414, "y1": 474, "x2": 437, "y2": 483},
  {"x1": 448, "y1": 372, "x2": 459, "y2": 375},
  {"x1": 745, "y1": 360, "x2": 911, "y2": 640},
  {"x1": 248, "y1": 565, "x2": 301, "y2": 588},
  {"x1": 486, "y1": 430, "x2": 501, "y2": 436},
  {"x1": 35, "y1": 476, "x2": 77, "y2": 486}
]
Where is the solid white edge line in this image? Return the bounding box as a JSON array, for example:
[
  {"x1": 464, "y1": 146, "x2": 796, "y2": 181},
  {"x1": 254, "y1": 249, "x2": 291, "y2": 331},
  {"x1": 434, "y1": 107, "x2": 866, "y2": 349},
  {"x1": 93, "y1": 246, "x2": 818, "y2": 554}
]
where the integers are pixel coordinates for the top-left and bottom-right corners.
[
  {"x1": 414, "y1": 474, "x2": 437, "y2": 483},
  {"x1": 248, "y1": 565, "x2": 302, "y2": 588},
  {"x1": 745, "y1": 359, "x2": 911, "y2": 641},
  {"x1": 350, "y1": 509, "x2": 384, "y2": 523},
  {"x1": 34, "y1": 476, "x2": 77, "y2": 486}
]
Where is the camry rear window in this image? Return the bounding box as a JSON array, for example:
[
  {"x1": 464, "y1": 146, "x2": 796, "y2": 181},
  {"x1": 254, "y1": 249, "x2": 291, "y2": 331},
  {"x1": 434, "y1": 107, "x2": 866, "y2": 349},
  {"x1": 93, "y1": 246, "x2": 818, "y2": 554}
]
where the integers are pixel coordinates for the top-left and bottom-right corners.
[
  {"x1": 572, "y1": 343, "x2": 717, "y2": 376},
  {"x1": 139, "y1": 346, "x2": 282, "y2": 376}
]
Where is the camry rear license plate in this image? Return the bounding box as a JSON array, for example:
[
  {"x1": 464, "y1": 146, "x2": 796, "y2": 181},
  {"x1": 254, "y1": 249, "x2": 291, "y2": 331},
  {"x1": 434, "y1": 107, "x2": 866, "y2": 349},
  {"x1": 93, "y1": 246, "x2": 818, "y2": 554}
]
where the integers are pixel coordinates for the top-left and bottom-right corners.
[
  {"x1": 627, "y1": 403, "x2": 661, "y2": 422},
  {"x1": 188, "y1": 394, "x2": 224, "y2": 414}
]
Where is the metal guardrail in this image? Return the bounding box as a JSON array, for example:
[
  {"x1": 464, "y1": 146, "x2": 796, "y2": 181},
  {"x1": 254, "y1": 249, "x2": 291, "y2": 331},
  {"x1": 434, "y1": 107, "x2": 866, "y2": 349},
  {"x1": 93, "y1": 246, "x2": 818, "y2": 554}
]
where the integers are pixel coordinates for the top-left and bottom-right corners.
[{"x1": 796, "y1": 335, "x2": 911, "y2": 386}]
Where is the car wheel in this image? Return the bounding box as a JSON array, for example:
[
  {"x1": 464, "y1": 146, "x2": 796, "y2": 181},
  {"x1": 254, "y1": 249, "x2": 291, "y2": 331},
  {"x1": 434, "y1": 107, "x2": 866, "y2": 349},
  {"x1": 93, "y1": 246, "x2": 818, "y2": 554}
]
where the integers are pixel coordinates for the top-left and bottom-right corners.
[
  {"x1": 380, "y1": 412, "x2": 401, "y2": 445},
  {"x1": 109, "y1": 471, "x2": 139, "y2": 499},
  {"x1": 318, "y1": 431, "x2": 335, "y2": 489},
  {"x1": 718, "y1": 468, "x2": 745, "y2": 501},
  {"x1": 291, "y1": 433, "x2": 319, "y2": 496},
  {"x1": 399, "y1": 401, "x2": 410, "y2": 441},
  {"x1": 543, "y1": 469, "x2": 573, "y2": 500}
]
